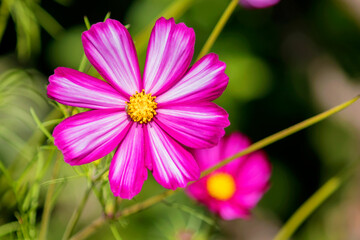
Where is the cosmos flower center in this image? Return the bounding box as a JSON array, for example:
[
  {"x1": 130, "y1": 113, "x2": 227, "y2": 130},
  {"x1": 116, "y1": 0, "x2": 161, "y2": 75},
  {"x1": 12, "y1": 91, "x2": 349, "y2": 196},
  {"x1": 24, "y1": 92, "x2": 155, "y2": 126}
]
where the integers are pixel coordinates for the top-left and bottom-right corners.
[
  {"x1": 126, "y1": 89, "x2": 157, "y2": 124},
  {"x1": 206, "y1": 172, "x2": 236, "y2": 201}
]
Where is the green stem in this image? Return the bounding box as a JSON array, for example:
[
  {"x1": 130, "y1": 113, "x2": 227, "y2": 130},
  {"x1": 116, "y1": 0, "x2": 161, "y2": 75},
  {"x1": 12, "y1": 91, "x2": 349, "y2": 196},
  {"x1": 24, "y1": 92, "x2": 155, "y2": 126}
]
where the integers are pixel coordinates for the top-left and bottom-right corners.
[
  {"x1": 196, "y1": 0, "x2": 238, "y2": 60},
  {"x1": 118, "y1": 189, "x2": 175, "y2": 218},
  {"x1": 273, "y1": 163, "x2": 355, "y2": 240},
  {"x1": 202, "y1": 95, "x2": 360, "y2": 177},
  {"x1": 70, "y1": 190, "x2": 175, "y2": 240},
  {"x1": 77, "y1": 16, "x2": 93, "y2": 73},
  {"x1": 69, "y1": 217, "x2": 106, "y2": 240},
  {"x1": 61, "y1": 166, "x2": 107, "y2": 240},
  {"x1": 30, "y1": 108, "x2": 54, "y2": 142},
  {"x1": 70, "y1": 95, "x2": 360, "y2": 240},
  {"x1": 39, "y1": 152, "x2": 61, "y2": 240},
  {"x1": 61, "y1": 185, "x2": 92, "y2": 240},
  {"x1": 78, "y1": 54, "x2": 88, "y2": 73},
  {"x1": 110, "y1": 224, "x2": 122, "y2": 240},
  {"x1": 12, "y1": 108, "x2": 62, "y2": 165}
]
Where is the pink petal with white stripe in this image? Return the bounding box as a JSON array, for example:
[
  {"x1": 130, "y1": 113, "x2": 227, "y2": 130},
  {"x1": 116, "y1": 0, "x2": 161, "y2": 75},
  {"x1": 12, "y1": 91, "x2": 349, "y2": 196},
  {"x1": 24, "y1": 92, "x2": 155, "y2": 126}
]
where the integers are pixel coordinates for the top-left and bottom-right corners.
[
  {"x1": 109, "y1": 125, "x2": 148, "y2": 199},
  {"x1": 155, "y1": 102, "x2": 229, "y2": 148},
  {"x1": 145, "y1": 123, "x2": 200, "y2": 190},
  {"x1": 157, "y1": 53, "x2": 228, "y2": 104},
  {"x1": 53, "y1": 109, "x2": 131, "y2": 165},
  {"x1": 48, "y1": 67, "x2": 126, "y2": 109},
  {"x1": 144, "y1": 17, "x2": 195, "y2": 95},
  {"x1": 82, "y1": 19, "x2": 141, "y2": 97}
]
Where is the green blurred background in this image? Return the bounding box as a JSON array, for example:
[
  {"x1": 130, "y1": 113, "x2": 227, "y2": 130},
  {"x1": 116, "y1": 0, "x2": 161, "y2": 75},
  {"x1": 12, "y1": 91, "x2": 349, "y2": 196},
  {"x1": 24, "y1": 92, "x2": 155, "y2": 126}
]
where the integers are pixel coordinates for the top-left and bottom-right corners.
[{"x1": 1, "y1": 0, "x2": 360, "y2": 239}]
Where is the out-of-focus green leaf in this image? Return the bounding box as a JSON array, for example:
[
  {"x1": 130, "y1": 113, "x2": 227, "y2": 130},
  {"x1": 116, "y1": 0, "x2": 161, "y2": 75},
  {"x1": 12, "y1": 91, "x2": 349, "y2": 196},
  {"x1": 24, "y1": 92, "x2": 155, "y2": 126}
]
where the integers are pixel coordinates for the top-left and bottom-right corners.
[
  {"x1": 0, "y1": 126, "x2": 27, "y2": 157},
  {"x1": 311, "y1": 120, "x2": 356, "y2": 170},
  {"x1": 31, "y1": 2, "x2": 64, "y2": 38},
  {"x1": 0, "y1": 0, "x2": 64, "y2": 60},
  {"x1": 0, "y1": 160, "x2": 13, "y2": 185},
  {"x1": 47, "y1": 26, "x2": 85, "y2": 69},
  {"x1": 11, "y1": 0, "x2": 40, "y2": 59},
  {"x1": 0, "y1": 0, "x2": 10, "y2": 43},
  {"x1": 225, "y1": 55, "x2": 272, "y2": 101},
  {"x1": 110, "y1": 224, "x2": 123, "y2": 240},
  {"x1": 0, "y1": 221, "x2": 20, "y2": 237},
  {"x1": 0, "y1": 68, "x2": 48, "y2": 163}
]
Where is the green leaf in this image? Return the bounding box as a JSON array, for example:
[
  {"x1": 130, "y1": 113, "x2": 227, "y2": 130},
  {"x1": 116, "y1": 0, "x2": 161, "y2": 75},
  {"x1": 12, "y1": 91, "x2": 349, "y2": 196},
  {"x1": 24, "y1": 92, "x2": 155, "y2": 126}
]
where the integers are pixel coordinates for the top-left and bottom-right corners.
[
  {"x1": 104, "y1": 12, "x2": 111, "y2": 21},
  {"x1": 0, "y1": 221, "x2": 20, "y2": 237},
  {"x1": 30, "y1": 108, "x2": 54, "y2": 142},
  {"x1": 110, "y1": 224, "x2": 123, "y2": 240},
  {"x1": 0, "y1": 160, "x2": 13, "y2": 185},
  {"x1": 41, "y1": 175, "x2": 85, "y2": 186},
  {"x1": 163, "y1": 201, "x2": 216, "y2": 226},
  {"x1": 84, "y1": 16, "x2": 91, "y2": 30},
  {"x1": 31, "y1": 2, "x2": 64, "y2": 38}
]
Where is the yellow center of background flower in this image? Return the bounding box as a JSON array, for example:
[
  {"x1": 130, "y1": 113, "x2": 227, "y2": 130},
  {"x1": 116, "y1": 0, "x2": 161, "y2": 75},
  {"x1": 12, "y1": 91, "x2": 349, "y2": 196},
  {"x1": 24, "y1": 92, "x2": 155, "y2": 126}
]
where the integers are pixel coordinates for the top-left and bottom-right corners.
[
  {"x1": 206, "y1": 172, "x2": 236, "y2": 201},
  {"x1": 126, "y1": 90, "x2": 157, "y2": 124}
]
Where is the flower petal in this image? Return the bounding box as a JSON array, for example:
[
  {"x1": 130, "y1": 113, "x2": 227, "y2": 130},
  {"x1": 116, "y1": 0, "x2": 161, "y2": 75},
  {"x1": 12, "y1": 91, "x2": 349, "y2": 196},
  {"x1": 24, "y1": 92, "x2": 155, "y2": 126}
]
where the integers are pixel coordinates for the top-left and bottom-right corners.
[
  {"x1": 145, "y1": 123, "x2": 200, "y2": 189},
  {"x1": 155, "y1": 102, "x2": 229, "y2": 148},
  {"x1": 191, "y1": 146, "x2": 222, "y2": 172},
  {"x1": 186, "y1": 132, "x2": 271, "y2": 220},
  {"x1": 218, "y1": 202, "x2": 250, "y2": 220},
  {"x1": 156, "y1": 53, "x2": 228, "y2": 104},
  {"x1": 190, "y1": 133, "x2": 251, "y2": 173},
  {"x1": 186, "y1": 177, "x2": 209, "y2": 201},
  {"x1": 231, "y1": 150, "x2": 271, "y2": 210},
  {"x1": 109, "y1": 125, "x2": 147, "y2": 199},
  {"x1": 144, "y1": 17, "x2": 195, "y2": 95},
  {"x1": 235, "y1": 151, "x2": 271, "y2": 192},
  {"x1": 48, "y1": 67, "x2": 126, "y2": 109},
  {"x1": 53, "y1": 109, "x2": 131, "y2": 165},
  {"x1": 240, "y1": 0, "x2": 280, "y2": 9},
  {"x1": 232, "y1": 189, "x2": 268, "y2": 210},
  {"x1": 186, "y1": 175, "x2": 250, "y2": 220},
  {"x1": 82, "y1": 19, "x2": 141, "y2": 97},
  {"x1": 220, "y1": 133, "x2": 253, "y2": 172}
]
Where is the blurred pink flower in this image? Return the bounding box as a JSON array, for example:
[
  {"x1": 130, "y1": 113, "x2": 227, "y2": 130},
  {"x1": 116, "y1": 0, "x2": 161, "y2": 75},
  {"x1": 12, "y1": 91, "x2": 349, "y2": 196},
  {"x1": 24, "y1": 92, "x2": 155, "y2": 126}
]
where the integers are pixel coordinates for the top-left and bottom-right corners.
[
  {"x1": 47, "y1": 17, "x2": 229, "y2": 199},
  {"x1": 186, "y1": 133, "x2": 271, "y2": 220},
  {"x1": 239, "y1": 0, "x2": 280, "y2": 9}
]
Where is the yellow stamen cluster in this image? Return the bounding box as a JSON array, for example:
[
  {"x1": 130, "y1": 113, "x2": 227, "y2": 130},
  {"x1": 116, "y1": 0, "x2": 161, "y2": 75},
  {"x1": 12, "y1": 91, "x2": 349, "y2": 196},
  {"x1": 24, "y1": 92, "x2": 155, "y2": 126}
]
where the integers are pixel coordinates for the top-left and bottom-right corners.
[
  {"x1": 207, "y1": 172, "x2": 236, "y2": 201},
  {"x1": 126, "y1": 90, "x2": 157, "y2": 124}
]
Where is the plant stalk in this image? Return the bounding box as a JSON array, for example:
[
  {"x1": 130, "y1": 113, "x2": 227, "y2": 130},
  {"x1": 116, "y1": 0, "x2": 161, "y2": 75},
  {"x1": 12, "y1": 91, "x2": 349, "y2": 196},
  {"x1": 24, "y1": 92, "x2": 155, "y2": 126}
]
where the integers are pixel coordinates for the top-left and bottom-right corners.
[
  {"x1": 196, "y1": 0, "x2": 238, "y2": 60},
  {"x1": 273, "y1": 162, "x2": 356, "y2": 240},
  {"x1": 61, "y1": 185, "x2": 93, "y2": 240},
  {"x1": 70, "y1": 95, "x2": 360, "y2": 240},
  {"x1": 39, "y1": 152, "x2": 61, "y2": 240}
]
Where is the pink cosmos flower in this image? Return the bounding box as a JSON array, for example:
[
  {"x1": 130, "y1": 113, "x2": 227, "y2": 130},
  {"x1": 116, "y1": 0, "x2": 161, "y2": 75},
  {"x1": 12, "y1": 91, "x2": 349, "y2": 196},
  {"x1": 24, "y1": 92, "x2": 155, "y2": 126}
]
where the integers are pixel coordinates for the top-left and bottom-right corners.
[
  {"x1": 186, "y1": 133, "x2": 271, "y2": 220},
  {"x1": 47, "y1": 17, "x2": 229, "y2": 199},
  {"x1": 239, "y1": 0, "x2": 280, "y2": 9}
]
